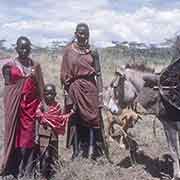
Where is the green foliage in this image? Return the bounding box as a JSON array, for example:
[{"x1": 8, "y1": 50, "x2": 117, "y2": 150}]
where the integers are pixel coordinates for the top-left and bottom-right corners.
[{"x1": 98, "y1": 46, "x2": 172, "y2": 66}]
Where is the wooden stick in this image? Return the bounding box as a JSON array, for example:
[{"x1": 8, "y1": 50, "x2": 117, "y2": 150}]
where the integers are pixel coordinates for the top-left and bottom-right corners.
[{"x1": 153, "y1": 86, "x2": 177, "y2": 90}]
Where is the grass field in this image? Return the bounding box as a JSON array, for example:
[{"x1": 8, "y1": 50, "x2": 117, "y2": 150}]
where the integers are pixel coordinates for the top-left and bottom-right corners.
[{"x1": 0, "y1": 51, "x2": 173, "y2": 180}]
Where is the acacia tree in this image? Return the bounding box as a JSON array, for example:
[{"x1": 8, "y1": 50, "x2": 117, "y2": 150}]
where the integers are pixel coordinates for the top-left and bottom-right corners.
[
  {"x1": 0, "y1": 39, "x2": 6, "y2": 51},
  {"x1": 172, "y1": 35, "x2": 180, "y2": 61}
]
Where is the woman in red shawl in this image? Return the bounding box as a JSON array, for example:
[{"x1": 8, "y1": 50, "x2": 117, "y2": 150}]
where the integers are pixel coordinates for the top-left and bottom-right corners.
[
  {"x1": 60, "y1": 23, "x2": 104, "y2": 160},
  {"x1": 1, "y1": 36, "x2": 44, "y2": 178}
]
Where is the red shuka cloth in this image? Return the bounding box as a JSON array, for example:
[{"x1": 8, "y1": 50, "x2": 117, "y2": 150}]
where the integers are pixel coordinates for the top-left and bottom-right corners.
[
  {"x1": 7, "y1": 64, "x2": 40, "y2": 148},
  {"x1": 36, "y1": 102, "x2": 70, "y2": 135},
  {"x1": 15, "y1": 73, "x2": 40, "y2": 147},
  {"x1": 2, "y1": 59, "x2": 43, "y2": 172},
  {"x1": 60, "y1": 44, "x2": 100, "y2": 128}
]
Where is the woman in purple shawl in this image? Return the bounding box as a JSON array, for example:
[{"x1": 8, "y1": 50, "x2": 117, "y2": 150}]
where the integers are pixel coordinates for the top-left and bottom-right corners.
[{"x1": 60, "y1": 23, "x2": 104, "y2": 160}]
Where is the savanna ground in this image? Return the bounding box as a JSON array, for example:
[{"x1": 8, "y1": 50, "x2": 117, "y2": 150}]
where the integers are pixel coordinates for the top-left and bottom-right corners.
[{"x1": 0, "y1": 52, "x2": 174, "y2": 180}]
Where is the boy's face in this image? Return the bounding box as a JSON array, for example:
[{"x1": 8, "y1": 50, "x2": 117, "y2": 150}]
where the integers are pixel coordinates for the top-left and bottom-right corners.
[{"x1": 44, "y1": 85, "x2": 56, "y2": 104}]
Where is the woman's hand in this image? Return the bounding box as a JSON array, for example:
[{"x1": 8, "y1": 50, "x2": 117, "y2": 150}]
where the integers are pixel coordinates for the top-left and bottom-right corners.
[
  {"x1": 98, "y1": 93, "x2": 104, "y2": 109},
  {"x1": 30, "y1": 68, "x2": 36, "y2": 77}
]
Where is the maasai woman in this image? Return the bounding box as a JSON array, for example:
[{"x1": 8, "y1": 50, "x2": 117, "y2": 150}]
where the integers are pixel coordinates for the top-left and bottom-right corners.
[
  {"x1": 1, "y1": 36, "x2": 44, "y2": 178},
  {"x1": 60, "y1": 23, "x2": 104, "y2": 160}
]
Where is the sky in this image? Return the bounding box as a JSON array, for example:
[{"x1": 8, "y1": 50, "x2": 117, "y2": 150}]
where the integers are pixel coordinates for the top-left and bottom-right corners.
[{"x1": 0, "y1": 0, "x2": 180, "y2": 47}]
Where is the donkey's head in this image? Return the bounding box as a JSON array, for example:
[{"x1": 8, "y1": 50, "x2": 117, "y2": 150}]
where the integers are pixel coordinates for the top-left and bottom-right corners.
[
  {"x1": 105, "y1": 69, "x2": 126, "y2": 114},
  {"x1": 111, "y1": 68, "x2": 126, "y2": 106}
]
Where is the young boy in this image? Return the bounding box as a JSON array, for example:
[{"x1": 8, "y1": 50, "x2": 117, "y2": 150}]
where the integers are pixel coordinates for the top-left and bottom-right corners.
[{"x1": 36, "y1": 83, "x2": 73, "y2": 180}]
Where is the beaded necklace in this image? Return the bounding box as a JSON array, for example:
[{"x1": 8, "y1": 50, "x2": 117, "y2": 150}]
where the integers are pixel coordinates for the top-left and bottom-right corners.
[
  {"x1": 14, "y1": 58, "x2": 32, "y2": 76},
  {"x1": 71, "y1": 43, "x2": 90, "y2": 55}
]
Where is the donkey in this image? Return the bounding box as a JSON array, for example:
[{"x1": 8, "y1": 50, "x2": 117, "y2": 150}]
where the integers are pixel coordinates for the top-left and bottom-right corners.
[
  {"x1": 105, "y1": 67, "x2": 158, "y2": 114},
  {"x1": 103, "y1": 66, "x2": 158, "y2": 165},
  {"x1": 105, "y1": 65, "x2": 180, "y2": 178}
]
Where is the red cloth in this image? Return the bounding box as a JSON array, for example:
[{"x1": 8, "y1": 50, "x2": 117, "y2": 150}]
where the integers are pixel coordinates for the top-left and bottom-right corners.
[
  {"x1": 36, "y1": 102, "x2": 70, "y2": 135},
  {"x1": 60, "y1": 44, "x2": 100, "y2": 128},
  {"x1": 1, "y1": 59, "x2": 43, "y2": 173},
  {"x1": 10, "y1": 66, "x2": 22, "y2": 83},
  {"x1": 15, "y1": 77, "x2": 40, "y2": 148},
  {"x1": 2, "y1": 78, "x2": 24, "y2": 172},
  {"x1": 5, "y1": 63, "x2": 40, "y2": 148}
]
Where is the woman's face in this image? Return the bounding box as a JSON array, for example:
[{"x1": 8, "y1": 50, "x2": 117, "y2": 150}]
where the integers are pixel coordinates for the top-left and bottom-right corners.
[
  {"x1": 16, "y1": 39, "x2": 31, "y2": 60},
  {"x1": 75, "y1": 25, "x2": 89, "y2": 47}
]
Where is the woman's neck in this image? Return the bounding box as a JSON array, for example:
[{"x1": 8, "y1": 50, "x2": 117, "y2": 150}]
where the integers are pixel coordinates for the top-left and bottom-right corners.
[
  {"x1": 17, "y1": 57, "x2": 29, "y2": 67},
  {"x1": 72, "y1": 42, "x2": 90, "y2": 54}
]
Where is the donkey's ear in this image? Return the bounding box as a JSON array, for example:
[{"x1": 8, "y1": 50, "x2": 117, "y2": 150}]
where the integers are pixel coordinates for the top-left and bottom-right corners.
[{"x1": 113, "y1": 74, "x2": 121, "y2": 88}]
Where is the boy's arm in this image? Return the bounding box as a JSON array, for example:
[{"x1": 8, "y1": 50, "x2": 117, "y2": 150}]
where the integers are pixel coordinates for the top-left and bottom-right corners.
[{"x1": 34, "y1": 102, "x2": 43, "y2": 145}]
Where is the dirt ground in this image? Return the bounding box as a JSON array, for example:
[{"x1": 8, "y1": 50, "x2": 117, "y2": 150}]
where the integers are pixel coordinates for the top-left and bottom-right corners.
[
  {"x1": 57, "y1": 114, "x2": 171, "y2": 180},
  {"x1": 0, "y1": 56, "x2": 173, "y2": 180}
]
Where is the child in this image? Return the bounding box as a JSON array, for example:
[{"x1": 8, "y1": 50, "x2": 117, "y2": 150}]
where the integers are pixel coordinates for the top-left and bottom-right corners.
[{"x1": 36, "y1": 83, "x2": 73, "y2": 180}]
